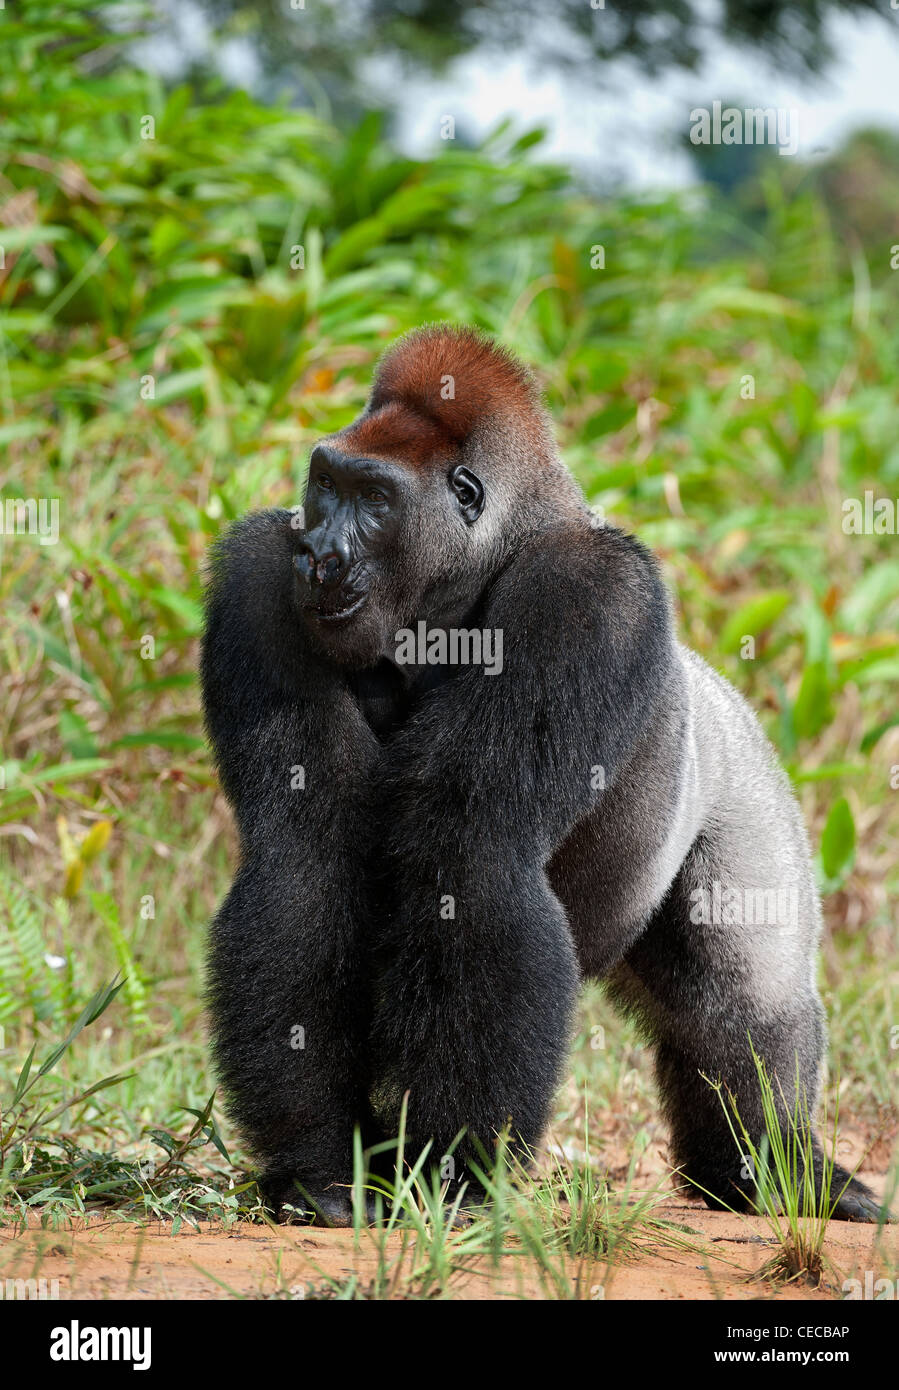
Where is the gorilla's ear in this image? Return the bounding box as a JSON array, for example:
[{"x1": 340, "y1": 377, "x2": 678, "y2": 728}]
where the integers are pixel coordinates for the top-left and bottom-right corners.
[{"x1": 449, "y1": 465, "x2": 485, "y2": 523}]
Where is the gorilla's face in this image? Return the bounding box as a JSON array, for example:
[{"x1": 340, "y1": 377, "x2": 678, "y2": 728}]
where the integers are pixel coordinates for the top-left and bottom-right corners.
[{"x1": 294, "y1": 443, "x2": 485, "y2": 668}]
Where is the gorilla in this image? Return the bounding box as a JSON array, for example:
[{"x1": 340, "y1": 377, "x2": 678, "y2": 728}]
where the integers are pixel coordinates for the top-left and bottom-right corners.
[{"x1": 201, "y1": 324, "x2": 882, "y2": 1225}]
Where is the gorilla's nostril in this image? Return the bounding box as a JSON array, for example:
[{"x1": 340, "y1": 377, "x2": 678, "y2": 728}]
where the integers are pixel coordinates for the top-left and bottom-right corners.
[{"x1": 318, "y1": 554, "x2": 343, "y2": 586}]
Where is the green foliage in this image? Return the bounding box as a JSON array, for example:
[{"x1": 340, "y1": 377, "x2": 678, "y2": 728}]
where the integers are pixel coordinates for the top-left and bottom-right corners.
[
  {"x1": 89, "y1": 890, "x2": 150, "y2": 1031},
  {"x1": 0, "y1": 868, "x2": 67, "y2": 1026},
  {"x1": 0, "y1": 978, "x2": 128, "y2": 1178}
]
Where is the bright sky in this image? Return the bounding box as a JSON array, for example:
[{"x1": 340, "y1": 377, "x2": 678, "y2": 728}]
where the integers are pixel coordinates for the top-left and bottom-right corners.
[
  {"x1": 136, "y1": 4, "x2": 899, "y2": 189},
  {"x1": 393, "y1": 10, "x2": 899, "y2": 186}
]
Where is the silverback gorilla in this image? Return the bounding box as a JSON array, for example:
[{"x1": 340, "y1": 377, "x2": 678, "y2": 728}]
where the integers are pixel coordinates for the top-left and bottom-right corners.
[{"x1": 201, "y1": 325, "x2": 882, "y2": 1225}]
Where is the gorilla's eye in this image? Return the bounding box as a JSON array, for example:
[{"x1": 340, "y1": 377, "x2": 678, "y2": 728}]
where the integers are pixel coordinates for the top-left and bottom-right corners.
[
  {"x1": 365, "y1": 487, "x2": 388, "y2": 504},
  {"x1": 317, "y1": 474, "x2": 335, "y2": 493}
]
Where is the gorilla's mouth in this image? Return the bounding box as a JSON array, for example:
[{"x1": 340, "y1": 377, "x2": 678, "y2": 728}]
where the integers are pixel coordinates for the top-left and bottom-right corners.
[{"x1": 313, "y1": 590, "x2": 369, "y2": 625}]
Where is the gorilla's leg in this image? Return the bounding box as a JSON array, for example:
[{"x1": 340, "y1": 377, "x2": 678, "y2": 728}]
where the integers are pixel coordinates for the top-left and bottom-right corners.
[
  {"x1": 368, "y1": 864, "x2": 579, "y2": 1203},
  {"x1": 653, "y1": 1025, "x2": 882, "y2": 1223},
  {"x1": 207, "y1": 848, "x2": 380, "y2": 1222},
  {"x1": 607, "y1": 843, "x2": 886, "y2": 1223},
  {"x1": 208, "y1": 854, "x2": 380, "y2": 1224}
]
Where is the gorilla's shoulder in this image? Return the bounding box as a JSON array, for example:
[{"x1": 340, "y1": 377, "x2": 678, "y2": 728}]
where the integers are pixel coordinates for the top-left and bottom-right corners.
[
  {"x1": 205, "y1": 508, "x2": 300, "y2": 598},
  {"x1": 495, "y1": 518, "x2": 670, "y2": 636},
  {"x1": 201, "y1": 509, "x2": 309, "y2": 696}
]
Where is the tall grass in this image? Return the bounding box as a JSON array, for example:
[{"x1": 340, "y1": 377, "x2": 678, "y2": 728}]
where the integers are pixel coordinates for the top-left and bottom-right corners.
[{"x1": 703, "y1": 1045, "x2": 881, "y2": 1286}]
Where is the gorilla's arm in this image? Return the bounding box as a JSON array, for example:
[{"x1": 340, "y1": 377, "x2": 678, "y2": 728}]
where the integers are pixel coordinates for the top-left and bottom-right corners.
[
  {"x1": 372, "y1": 521, "x2": 676, "y2": 1185},
  {"x1": 201, "y1": 510, "x2": 379, "y2": 1209}
]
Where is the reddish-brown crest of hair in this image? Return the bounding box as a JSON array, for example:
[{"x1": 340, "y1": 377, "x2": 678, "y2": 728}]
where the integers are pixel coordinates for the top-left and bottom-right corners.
[{"x1": 335, "y1": 325, "x2": 545, "y2": 469}]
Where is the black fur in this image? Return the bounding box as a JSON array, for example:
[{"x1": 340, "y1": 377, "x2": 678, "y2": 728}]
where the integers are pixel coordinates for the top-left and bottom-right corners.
[{"x1": 200, "y1": 327, "x2": 885, "y2": 1225}]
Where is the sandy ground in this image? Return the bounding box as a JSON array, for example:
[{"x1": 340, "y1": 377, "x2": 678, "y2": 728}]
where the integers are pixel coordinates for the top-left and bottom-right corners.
[
  {"x1": 2, "y1": 1189, "x2": 896, "y2": 1301},
  {"x1": 2, "y1": 1149, "x2": 895, "y2": 1301}
]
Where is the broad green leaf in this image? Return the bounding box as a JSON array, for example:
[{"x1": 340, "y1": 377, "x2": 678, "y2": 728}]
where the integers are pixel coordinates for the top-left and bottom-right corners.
[
  {"x1": 720, "y1": 592, "x2": 792, "y2": 655},
  {"x1": 792, "y1": 662, "x2": 832, "y2": 740},
  {"x1": 820, "y1": 797, "x2": 856, "y2": 881}
]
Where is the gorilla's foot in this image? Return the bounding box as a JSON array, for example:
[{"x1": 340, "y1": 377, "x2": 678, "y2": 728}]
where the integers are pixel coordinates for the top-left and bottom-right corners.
[
  {"x1": 260, "y1": 1174, "x2": 381, "y2": 1226},
  {"x1": 829, "y1": 1167, "x2": 892, "y2": 1224},
  {"x1": 690, "y1": 1161, "x2": 892, "y2": 1224}
]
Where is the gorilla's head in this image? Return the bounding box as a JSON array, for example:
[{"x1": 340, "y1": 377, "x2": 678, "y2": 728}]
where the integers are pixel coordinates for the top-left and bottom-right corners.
[
  {"x1": 294, "y1": 442, "x2": 486, "y2": 668},
  {"x1": 293, "y1": 325, "x2": 583, "y2": 669}
]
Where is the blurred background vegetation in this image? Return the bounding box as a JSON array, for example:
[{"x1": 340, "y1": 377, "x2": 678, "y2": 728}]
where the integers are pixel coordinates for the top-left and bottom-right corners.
[{"x1": 0, "y1": 0, "x2": 896, "y2": 1218}]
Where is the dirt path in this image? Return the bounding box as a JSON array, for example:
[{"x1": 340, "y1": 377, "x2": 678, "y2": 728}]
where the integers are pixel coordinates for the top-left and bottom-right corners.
[{"x1": 3, "y1": 1172, "x2": 894, "y2": 1301}]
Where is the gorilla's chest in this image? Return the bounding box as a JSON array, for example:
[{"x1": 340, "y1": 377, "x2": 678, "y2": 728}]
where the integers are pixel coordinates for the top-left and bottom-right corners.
[{"x1": 347, "y1": 658, "x2": 457, "y2": 739}]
